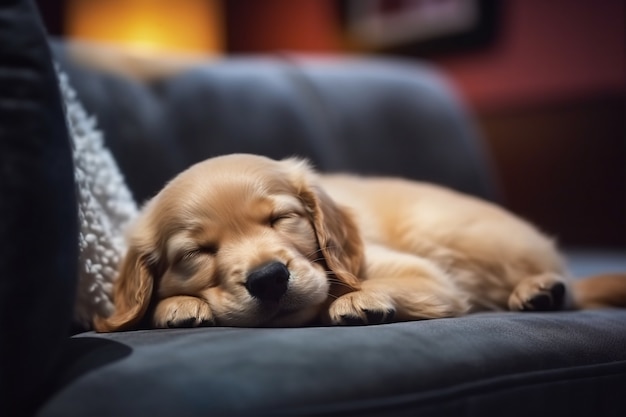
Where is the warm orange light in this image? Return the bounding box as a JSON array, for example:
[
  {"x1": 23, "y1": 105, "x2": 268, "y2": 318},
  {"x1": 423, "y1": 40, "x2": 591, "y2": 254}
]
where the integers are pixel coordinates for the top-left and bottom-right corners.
[{"x1": 66, "y1": 0, "x2": 223, "y2": 55}]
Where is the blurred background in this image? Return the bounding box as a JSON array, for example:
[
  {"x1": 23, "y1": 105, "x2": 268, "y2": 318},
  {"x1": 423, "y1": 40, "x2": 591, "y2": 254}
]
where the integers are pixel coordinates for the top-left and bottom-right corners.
[{"x1": 36, "y1": 0, "x2": 625, "y2": 250}]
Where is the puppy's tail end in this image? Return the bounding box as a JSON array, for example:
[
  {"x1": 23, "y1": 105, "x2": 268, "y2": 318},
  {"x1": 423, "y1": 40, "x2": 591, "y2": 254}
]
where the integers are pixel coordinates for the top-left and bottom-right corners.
[{"x1": 572, "y1": 273, "x2": 626, "y2": 309}]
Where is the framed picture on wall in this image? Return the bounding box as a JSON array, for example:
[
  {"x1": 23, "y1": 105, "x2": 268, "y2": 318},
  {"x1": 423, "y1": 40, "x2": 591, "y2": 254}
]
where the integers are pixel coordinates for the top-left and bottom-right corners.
[{"x1": 339, "y1": 0, "x2": 501, "y2": 55}]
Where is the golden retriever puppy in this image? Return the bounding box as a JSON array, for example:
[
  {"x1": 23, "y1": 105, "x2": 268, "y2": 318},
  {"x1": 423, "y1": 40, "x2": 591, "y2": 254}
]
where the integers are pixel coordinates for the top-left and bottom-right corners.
[{"x1": 94, "y1": 154, "x2": 626, "y2": 331}]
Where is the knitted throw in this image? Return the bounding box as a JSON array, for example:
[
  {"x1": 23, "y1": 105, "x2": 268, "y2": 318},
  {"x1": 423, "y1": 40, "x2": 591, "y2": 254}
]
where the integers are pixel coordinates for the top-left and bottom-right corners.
[{"x1": 58, "y1": 70, "x2": 138, "y2": 328}]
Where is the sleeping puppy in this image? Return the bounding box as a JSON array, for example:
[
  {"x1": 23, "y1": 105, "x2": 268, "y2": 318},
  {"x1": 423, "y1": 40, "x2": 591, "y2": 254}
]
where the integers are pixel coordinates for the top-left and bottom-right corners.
[{"x1": 94, "y1": 154, "x2": 626, "y2": 331}]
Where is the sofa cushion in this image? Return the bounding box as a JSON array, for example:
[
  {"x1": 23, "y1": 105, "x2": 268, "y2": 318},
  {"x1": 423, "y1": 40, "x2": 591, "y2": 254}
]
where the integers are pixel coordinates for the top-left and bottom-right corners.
[
  {"x1": 157, "y1": 56, "x2": 498, "y2": 202},
  {"x1": 39, "y1": 251, "x2": 626, "y2": 416},
  {"x1": 0, "y1": 1, "x2": 77, "y2": 415},
  {"x1": 39, "y1": 308, "x2": 626, "y2": 417}
]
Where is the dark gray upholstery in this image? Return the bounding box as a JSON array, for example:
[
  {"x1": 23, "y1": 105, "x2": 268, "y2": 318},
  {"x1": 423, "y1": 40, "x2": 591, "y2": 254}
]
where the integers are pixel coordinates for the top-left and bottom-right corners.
[
  {"x1": 1, "y1": 2, "x2": 625, "y2": 416},
  {"x1": 0, "y1": 1, "x2": 77, "y2": 416},
  {"x1": 41, "y1": 311, "x2": 626, "y2": 417},
  {"x1": 52, "y1": 48, "x2": 497, "y2": 204}
]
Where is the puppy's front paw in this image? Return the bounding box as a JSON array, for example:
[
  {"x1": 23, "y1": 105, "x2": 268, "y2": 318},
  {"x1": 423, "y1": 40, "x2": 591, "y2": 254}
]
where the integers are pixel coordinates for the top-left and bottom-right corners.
[
  {"x1": 153, "y1": 296, "x2": 215, "y2": 328},
  {"x1": 328, "y1": 291, "x2": 395, "y2": 325}
]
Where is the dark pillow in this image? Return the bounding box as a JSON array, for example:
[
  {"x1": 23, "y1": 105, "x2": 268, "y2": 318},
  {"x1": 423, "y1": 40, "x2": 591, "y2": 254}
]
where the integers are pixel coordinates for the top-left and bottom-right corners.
[{"x1": 0, "y1": 1, "x2": 77, "y2": 416}]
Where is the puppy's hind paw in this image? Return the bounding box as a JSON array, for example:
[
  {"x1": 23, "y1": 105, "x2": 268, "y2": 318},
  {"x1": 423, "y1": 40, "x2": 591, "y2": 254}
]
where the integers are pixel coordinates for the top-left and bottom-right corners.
[
  {"x1": 509, "y1": 274, "x2": 567, "y2": 312},
  {"x1": 153, "y1": 296, "x2": 215, "y2": 328}
]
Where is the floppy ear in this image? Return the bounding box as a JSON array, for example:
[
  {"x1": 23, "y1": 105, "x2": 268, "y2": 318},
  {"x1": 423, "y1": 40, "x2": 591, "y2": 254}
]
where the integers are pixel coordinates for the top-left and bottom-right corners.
[
  {"x1": 305, "y1": 186, "x2": 364, "y2": 290},
  {"x1": 285, "y1": 158, "x2": 363, "y2": 290},
  {"x1": 93, "y1": 245, "x2": 156, "y2": 332}
]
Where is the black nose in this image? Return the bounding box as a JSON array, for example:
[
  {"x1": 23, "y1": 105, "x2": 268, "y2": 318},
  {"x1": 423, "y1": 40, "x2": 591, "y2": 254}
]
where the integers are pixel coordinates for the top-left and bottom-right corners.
[{"x1": 245, "y1": 262, "x2": 290, "y2": 302}]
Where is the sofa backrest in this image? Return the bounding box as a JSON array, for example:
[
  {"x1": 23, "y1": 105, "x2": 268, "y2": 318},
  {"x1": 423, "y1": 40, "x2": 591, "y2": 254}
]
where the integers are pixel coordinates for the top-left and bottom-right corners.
[{"x1": 52, "y1": 42, "x2": 498, "y2": 205}]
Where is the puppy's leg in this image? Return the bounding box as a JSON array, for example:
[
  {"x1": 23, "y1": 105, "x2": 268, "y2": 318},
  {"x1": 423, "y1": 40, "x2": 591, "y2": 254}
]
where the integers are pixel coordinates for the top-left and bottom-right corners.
[
  {"x1": 153, "y1": 296, "x2": 215, "y2": 328},
  {"x1": 327, "y1": 287, "x2": 396, "y2": 325},
  {"x1": 327, "y1": 245, "x2": 470, "y2": 325},
  {"x1": 508, "y1": 273, "x2": 570, "y2": 311}
]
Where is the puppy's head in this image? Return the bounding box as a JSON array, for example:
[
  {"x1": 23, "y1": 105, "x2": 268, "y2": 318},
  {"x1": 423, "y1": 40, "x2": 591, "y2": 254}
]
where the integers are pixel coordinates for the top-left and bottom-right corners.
[{"x1": 94, "y1": 154, "x2": 363, "y2": 331}]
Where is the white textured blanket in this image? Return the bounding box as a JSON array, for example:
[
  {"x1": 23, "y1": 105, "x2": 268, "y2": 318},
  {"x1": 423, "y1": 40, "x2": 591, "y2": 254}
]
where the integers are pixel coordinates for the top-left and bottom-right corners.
[{"x1": 58, "y1": 70, "x2": 138, "y2": 328}]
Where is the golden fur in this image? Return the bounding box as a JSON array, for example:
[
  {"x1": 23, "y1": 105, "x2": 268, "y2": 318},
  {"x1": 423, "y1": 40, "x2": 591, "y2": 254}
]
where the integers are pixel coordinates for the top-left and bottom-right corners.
[{"x1": 94, "y1": 154, "x2": 626, "y2": 331}]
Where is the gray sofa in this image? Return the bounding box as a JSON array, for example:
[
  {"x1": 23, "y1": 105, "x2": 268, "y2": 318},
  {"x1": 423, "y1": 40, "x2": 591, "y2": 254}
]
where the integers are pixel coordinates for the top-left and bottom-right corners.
[{"x1": 2, "y1": 1, "x2": 625, "y2": 416}]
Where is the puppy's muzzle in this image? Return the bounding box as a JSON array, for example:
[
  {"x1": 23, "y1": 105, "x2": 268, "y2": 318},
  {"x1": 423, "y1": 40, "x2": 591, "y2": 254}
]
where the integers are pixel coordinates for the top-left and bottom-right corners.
[{"x1": 245, "y1": 261, "x2": 290, "y2": 302}]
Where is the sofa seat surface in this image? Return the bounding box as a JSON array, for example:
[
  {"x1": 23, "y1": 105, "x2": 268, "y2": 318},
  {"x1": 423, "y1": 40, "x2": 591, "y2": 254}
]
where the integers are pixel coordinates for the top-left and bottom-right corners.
[
  {"x1": 40, "y1": 312, "x2": 626, "y2": 417},
  {"x1": 39, "y1": 253, "x2": 626, "y2": 417},
  {"x1": 40, "y1": 253, "x2": 626, "y2": 417}
]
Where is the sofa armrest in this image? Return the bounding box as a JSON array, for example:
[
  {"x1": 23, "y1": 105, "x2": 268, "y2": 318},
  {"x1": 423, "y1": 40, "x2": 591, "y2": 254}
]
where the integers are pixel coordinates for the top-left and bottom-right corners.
[{"x1": 0, "y1": 1, "x2": 78, "y2": 415}]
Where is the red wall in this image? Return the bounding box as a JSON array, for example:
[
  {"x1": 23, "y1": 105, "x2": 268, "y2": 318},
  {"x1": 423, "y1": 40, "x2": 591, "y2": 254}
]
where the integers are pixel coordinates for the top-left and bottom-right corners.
[
  {"x1": 226, "y1": 0, "x2": 341, "y2": 53},
  {"x1": 434, "y1": 0, "x2": 626, "y2": 111},
  {"x1": 227, "y1": 0, "x2": 625, "y2": 112}
]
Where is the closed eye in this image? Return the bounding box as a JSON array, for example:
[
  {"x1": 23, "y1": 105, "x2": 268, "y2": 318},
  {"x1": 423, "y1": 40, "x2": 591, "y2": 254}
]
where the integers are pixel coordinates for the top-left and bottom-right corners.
[
  {"x1": 270, "y1": 212, "x2": 301, "y2": 227},
  {"x1": 180, "y1": 244, "x2": 218, "y2": 262},
  {"x1": 180, "y1": 250, "x2": 200, "y2": 261}
]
